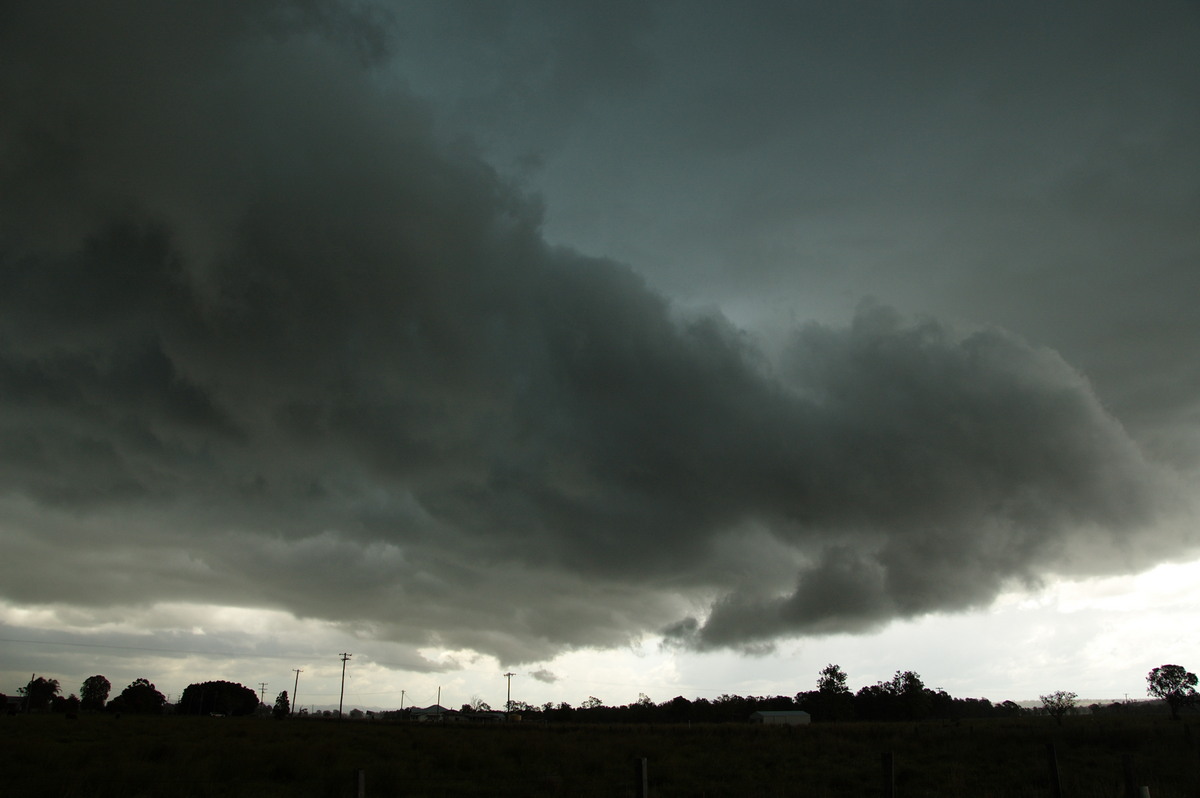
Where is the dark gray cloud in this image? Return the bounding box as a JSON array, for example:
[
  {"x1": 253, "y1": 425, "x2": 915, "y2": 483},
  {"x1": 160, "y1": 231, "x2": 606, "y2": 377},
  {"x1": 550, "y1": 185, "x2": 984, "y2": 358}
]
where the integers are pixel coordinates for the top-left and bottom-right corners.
[
  {"x1": 0, "y1": 0, "x2": 1193, "y2": 664},
  {"x1": 529, "y1": 669, "x2": 559, "y2": 685},
  {"x1": 477, "y1": 1, "x2": 1200, "y2": 456}
]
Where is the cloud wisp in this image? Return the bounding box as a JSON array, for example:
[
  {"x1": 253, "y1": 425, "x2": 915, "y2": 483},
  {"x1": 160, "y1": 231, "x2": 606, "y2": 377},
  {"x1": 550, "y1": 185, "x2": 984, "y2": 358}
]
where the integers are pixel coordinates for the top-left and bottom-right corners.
[{"x1": 0, "y1": 0, "x2": 1188, "y2": 666}]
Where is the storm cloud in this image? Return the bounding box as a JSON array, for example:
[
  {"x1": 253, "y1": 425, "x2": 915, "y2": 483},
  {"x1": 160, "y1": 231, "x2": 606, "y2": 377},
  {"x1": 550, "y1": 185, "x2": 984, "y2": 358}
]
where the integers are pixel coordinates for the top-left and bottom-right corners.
[{"x1": 0, "y1": 0, "x2": 1192, "y2": 665}]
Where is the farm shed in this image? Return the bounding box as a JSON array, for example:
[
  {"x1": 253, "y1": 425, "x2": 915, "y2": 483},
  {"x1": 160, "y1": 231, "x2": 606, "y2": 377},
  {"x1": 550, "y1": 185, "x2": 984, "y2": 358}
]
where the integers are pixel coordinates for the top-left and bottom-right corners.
[{"x1": 749, "y1": 710, "x2": 811, "y2": 726}]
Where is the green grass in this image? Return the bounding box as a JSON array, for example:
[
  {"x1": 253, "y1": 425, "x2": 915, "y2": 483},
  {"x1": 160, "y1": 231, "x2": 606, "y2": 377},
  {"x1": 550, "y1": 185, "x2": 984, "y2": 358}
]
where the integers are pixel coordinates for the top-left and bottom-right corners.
[{"x1": 1, "y1": 712, "x2": 1197, "y2": 796}]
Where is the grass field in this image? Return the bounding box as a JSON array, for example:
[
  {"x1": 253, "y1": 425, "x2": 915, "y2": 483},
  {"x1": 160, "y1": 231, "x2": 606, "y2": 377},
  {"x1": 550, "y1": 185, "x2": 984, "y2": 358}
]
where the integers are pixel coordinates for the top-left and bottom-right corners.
[{"x1": 2, "y1": 712, "x2": 1197, "y2": 796}]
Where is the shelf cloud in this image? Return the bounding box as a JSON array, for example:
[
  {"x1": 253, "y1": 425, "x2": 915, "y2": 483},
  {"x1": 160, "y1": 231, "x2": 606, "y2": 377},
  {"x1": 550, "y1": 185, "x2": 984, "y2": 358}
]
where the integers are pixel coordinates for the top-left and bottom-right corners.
[{"x1": 0, "y1": 0, "x2": 1192, "y2": 667}]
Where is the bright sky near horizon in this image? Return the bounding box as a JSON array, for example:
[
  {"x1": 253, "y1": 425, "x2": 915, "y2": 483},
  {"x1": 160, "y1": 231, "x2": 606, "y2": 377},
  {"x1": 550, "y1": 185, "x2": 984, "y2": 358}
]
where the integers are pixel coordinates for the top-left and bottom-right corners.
[{"x1": 2, "y1": 1, "x2": 1198, "y2": 710}]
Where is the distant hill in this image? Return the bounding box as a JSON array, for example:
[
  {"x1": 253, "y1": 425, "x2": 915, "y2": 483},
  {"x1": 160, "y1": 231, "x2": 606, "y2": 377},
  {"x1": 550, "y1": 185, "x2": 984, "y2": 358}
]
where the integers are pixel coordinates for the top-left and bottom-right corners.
[{"x1": 1012, "y1": 698, "x2": 1161, "y2": 711}]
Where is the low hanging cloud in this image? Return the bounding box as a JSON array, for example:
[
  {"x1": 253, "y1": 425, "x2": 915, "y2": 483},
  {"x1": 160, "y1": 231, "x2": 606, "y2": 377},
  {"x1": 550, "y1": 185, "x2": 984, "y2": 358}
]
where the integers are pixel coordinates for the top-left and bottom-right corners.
[
  {"x1": 0, "y1": 0, "x2": 1187, "y2": 664},
  {"x1": 529, "y1": 669, "x2": 560, "y2": 685}
]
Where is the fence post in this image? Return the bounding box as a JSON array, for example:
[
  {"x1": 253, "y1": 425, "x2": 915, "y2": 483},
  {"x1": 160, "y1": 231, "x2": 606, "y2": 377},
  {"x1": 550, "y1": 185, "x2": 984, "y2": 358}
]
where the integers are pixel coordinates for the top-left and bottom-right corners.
[
  {"x1": 357, "y1": 768, "x2": 365, "y2": 798},
  {"x1": 1122, "y1": 753, "x2": 1138, "y2": 798},
  {"x1": 881, "y1": 751, "x2": 894, "y2": 798},
  {"x1": 634, "y1": 757, "x2": 649, "y2": 798},
  {"x1": 1046, "y1": 744, "x2": 1062, "y2": 798}
]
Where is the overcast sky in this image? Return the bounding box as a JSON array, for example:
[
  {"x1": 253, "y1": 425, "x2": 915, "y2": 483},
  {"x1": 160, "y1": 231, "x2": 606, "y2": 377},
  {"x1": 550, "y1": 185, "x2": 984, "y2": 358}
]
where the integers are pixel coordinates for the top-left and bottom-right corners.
[{"x1": 2, "y1": 0, "x2": 1198, "y2": 710}]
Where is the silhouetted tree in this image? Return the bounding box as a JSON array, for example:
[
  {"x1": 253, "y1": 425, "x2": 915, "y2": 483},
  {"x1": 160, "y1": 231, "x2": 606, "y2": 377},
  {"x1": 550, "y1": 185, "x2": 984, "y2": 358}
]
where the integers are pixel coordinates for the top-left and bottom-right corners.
[
  {"x1": 108, "y1": 678, "x2": 166, "y2": 714},
  {"x1": 273, "y1": 690, "x2": 290, "y2": 719},
  {"x1": 854, "y1": 671, "x2": 930, "y2": 721},
  {"x1": 813, "y1": 663, "x2": 854, "y2": 721},
  {"x1": 713, "y1": 694, "x2": 753, "y2": 721},
  {"x1": 947, "y1": 695, "x2": 994, "y2": 719},
  {"x1": 854, "y1": 682, "x2": 893, "y2": 721},
  {"x1": 817, "y1": 663, "x2": 849, "y2": 694},
  {"x1": 177, "y1": 681, "x2": 259, "y2": 716},
  {"x1": 888, "y1": 670, "x2": 931, "y2": 720},
  {"x1": 80, "y1": 675, "x2": 111, "y2": 712},
  {"x1": 998, "y1": 700, "x2": 1023, "y2": 716},
  {"x1": 1039, "y1": 690, "x2": 1077, "y2": 725},
  {"x1": 19, "y1": 676, "x2": 60, "y2": 712},
  {"x1": 1147, "y1": 664, "x2": 1198, "y2": 720},
  {"x1": 663, "y1": 695, "x2": 692, "y2": 722}
]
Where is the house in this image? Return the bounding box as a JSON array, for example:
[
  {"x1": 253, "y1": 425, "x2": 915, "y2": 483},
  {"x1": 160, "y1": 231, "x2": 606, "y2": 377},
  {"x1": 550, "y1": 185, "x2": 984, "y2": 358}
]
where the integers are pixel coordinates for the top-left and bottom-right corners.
[
  {"x1": 408, "y1": 704, "x2": 456, "y2": 722},
  {"x1": 749, "y1": 710, "x2": 811, "y2": 726}
]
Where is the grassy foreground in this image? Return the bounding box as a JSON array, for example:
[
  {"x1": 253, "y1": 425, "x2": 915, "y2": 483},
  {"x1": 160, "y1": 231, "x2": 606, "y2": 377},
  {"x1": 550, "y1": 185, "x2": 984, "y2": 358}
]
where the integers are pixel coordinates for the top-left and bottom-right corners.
[{"x1": 2, "y1": 712, "x2": 1198, "y2": 797}]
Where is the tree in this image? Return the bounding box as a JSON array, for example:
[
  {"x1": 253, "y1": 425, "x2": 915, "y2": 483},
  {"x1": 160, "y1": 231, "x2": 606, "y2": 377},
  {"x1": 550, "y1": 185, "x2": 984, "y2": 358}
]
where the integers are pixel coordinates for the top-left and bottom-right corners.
[
  {"x1": 814, "y1": 663, "x2": 853, "y2": 721},
  {"x1": 1039, "y1": 690, "x2": 1077, "y2": 725},
  {"x1": 664, "y1": 695, "x2": 692, "y2": 722},
  {"x1": 817, "y1": 663, "x2": 849, "y2": 695},
  {"x1": 19, "y1": 676, "x2": 60, "y2": 712},
  {"x1": 80, "y1": 675, "x2": 111, "y2": 712},
  {"x1": 108, "y1": 678, "x2": 166, "y2": 714},
  {"x1": 1147, "y1": 664, "x2": 1198, "y2": 720},
  {"x1": 889, "y1": 670, "x2": 931, "y2": 721},
  {"x1": 581, "y1": 696, "x2": 603, "y2": 709},
  {"x1": 998, "y1": 700, "x2": 1024, "y2": 717},
  {"x1": 854, "y1": 683, "x2": 893, "y2": 721},
  {"x1": 176, "y1": 681, "x2": 259, "y2": 716},
  {"x1": 46, "y1": 693, "x2": 79, "y2": 714},
  {"x1": 273, "y1": 690, "x2": 290, "y2": 719}
]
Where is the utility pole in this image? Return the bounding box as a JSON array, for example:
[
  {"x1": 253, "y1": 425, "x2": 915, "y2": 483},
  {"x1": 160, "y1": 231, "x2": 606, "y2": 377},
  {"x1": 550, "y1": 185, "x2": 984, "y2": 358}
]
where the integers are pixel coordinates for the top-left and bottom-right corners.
[
  {"x1": 338, "y1": 653, "x2": 352, "y2": 718},
  {"x1": 292, "y1": 669, "x2": 303, "y2": 716},
  {"x1": 400, "y1": 689, "x2": 406, "y2": 711},
  {"x1": 503, "y1": 672, "x2": 515, "y2": 713},
  {"x1": 259, "y1": 682, "x2": 268, "y2": 705}
]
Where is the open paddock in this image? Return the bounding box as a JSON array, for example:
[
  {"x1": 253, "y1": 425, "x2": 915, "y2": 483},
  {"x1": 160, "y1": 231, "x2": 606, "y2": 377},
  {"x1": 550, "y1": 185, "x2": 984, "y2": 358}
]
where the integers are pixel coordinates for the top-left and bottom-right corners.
[{"x1": 2, "y1": 712, "x2": 1197, "y2": 796}]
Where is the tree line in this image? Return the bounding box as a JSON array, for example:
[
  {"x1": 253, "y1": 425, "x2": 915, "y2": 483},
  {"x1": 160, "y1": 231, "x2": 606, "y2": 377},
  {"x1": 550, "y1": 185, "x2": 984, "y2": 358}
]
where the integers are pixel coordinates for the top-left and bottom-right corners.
[
  {"x1": 483, "y1": 665, "x2": 1001, "y2": 724},
  {"x1": 3, "y1": 675, "x2": 291, "y2": 719},
  {"x1": 455, "y1": 663, "x2": 1199, "y2": 725},
  {"x1": 5, "y1": 663, "x2": 1195, "y2": 724},
  {"x1": 3, "y1": 674, "x2": 163, "y2": 715}
]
